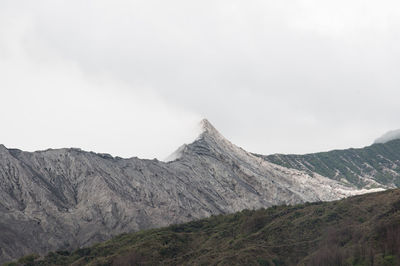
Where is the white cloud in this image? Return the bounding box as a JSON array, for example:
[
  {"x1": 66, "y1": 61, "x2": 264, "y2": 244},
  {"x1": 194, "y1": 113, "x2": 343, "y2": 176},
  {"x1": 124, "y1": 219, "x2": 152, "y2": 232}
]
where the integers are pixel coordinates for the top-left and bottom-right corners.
[
  {"x1": 288, "y1": 0, "x2": 400, "y2": 36},
  {"x1": 1, "y1": 0, "x2": 400, "y2": 157},
  {"x1": 0, "y1": 12, "x2": 200, "y2": 159}
]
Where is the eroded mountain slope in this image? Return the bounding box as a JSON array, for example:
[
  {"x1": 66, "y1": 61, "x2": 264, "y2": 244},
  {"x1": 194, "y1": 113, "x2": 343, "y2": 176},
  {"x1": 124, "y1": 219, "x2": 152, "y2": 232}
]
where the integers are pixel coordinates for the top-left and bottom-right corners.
[{"x1": 0, "y1": 120, "x2": 377, "y2": 263}]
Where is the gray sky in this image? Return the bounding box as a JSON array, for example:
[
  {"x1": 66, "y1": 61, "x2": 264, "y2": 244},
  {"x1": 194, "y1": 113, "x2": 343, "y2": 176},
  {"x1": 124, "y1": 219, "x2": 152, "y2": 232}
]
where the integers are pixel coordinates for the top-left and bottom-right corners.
[{"x1": 1, "y1": 0, "x2": 400, "y2": 159}]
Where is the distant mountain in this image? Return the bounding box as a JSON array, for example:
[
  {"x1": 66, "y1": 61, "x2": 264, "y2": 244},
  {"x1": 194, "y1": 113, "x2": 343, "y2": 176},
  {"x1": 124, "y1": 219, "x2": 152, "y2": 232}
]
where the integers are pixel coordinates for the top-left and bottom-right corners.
[
  {"x1": 258, "y1": 139, "x2": 400, "y2": 188},
  {"x1": 374, "y1": 129, "x2": 400, "y2": 144},
  {"x1": 17, "y1": 189, "x2": 400, "y2": 266},
  {"x1": 0, "y1": 119, "x2": 375, "y2": 263}
]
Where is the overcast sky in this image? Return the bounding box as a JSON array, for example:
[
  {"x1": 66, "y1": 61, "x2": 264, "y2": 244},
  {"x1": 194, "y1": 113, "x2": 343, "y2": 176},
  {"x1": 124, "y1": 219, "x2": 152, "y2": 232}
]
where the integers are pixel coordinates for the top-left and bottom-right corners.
[{"x1": 1, "y1": 0, "x2": 400, "y2": 159}]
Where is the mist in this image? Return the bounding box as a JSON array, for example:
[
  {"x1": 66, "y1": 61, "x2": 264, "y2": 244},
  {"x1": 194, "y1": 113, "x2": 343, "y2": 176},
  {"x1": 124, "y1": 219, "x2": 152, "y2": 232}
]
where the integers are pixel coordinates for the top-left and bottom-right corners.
[{"x1": 1, "y1": 0, "x2": 400, "y2": 159}]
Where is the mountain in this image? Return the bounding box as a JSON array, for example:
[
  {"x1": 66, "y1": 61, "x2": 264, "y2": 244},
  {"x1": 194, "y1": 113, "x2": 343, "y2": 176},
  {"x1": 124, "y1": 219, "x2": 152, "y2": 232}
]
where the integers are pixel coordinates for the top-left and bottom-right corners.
[
  {"x1": 258, "y1": 139, "x2": 400, "y2": 189},
  {"x1": 0, "y1": 119, "x2": 375, "y2": 264},
  {"x1": 374, "y1": 129, "x2": 400, "y2": 144},
  {"x1": 15, "y1": 189, "x2": 400, "y2": 266}
]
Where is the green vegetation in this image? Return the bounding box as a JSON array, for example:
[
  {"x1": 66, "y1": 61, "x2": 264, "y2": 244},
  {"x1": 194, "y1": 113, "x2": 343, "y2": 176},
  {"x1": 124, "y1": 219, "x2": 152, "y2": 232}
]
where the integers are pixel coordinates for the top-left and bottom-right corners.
[
  {"x1": 262, "y1": 139, "x2": 400, "y2": 188},
  {"x1": 8, "y1": 189, "x2": 400, "y2": 265},
  {"x1": 3, "y1": 254, "x2": 40, "y2": 266}
]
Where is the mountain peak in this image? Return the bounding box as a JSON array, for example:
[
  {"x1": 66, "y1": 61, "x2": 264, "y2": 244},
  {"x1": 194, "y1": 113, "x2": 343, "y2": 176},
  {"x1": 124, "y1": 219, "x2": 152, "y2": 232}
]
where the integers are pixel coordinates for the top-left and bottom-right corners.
[
  {"x1": 164, "y1": 119, "x2": 228, "y2": 162},
  {"x1": 0, "y1": 144, "x2": 8, "y2": 153},
  {"x1": 199, "y1": 119, "x2": 220, "y2": 136},
  {"x1": 374, "y1": 129, "x2": 400, "y2": 144},
  {"x1": 198, "y1": 119, "x2": 231, "y2": 146}
]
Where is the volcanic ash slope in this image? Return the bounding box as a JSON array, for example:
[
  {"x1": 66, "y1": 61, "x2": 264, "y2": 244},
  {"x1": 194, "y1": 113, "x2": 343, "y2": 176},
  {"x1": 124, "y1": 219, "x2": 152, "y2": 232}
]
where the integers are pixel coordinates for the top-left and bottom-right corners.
[{"x1": 0, "y1": 119, "x2": 380, "y2": 263}]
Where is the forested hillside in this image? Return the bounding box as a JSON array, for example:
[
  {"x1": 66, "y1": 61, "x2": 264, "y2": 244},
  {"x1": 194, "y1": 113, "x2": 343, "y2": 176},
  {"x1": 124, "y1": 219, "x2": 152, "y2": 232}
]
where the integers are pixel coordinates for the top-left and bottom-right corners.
[{"x1": 11, "y1": 189, "x2": 400, "y2": 266}]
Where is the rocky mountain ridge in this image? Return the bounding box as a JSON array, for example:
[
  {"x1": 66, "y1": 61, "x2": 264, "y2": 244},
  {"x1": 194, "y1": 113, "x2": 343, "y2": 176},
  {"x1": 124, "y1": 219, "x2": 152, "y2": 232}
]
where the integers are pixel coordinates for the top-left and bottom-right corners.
[{"x1": 0, "y1": 120, "x2": 382, "y2": 263}]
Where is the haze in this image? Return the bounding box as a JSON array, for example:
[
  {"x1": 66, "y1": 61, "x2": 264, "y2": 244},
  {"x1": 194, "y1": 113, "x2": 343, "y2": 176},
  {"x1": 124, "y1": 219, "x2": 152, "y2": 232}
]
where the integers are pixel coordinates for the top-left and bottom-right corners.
[{"x1": 1, "y1": 0, "x2": 400, "y2": 159}]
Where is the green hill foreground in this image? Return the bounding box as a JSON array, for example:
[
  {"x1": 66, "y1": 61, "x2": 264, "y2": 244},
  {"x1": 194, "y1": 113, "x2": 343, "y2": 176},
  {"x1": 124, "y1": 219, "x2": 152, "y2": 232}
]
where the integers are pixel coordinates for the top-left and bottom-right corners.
[{"x1": 7, "y1": 189, "x2": 400, "y2": 266}]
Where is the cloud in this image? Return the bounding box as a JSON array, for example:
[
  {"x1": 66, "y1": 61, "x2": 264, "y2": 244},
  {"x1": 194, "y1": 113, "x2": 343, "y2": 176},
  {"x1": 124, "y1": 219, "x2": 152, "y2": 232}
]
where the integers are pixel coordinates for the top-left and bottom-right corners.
[
  {"x1": 0, "y1": 10, "x2": 200, "y2": 159},
  {"x1": 374, "y1": 129, "x2": 400, "y2": 144},
  {"x1": 1, "y1": 0, "x2": 400, "y2": 157}
]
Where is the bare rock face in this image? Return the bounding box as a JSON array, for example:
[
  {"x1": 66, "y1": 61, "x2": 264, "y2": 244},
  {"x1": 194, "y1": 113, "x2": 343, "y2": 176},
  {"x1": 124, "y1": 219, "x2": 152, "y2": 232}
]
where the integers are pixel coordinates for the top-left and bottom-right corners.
[{"x1": 0, "y1": 120, "x2": 379, "y2": 263}]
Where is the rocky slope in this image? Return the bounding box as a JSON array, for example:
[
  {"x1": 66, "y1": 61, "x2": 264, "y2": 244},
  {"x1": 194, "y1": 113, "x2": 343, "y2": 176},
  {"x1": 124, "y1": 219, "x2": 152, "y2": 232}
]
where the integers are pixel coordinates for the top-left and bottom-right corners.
[
  {"x1": 0, "y1": 120, "x2": 379, "y2": 263},
  {"x1": 259, "y1": 139, "x2": 400, "y2": 189}
]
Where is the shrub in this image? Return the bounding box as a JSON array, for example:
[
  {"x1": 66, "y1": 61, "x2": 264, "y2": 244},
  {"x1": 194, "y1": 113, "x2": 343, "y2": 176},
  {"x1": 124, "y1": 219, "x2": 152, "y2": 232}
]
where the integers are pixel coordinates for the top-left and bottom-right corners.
[
  {"x1": 17, "y1": 253, "x2": 39, "y2": 265},
  {"x1": 112, "y1": 251, "x2": 145, "y2": 266}
]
